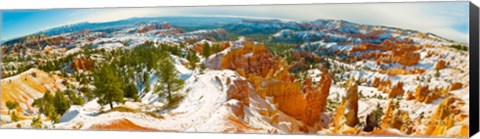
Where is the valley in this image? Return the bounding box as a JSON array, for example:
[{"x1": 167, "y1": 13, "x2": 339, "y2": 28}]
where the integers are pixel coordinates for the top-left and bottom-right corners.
[{"x1": 0, "y1": 17, "x2": 470, "y2": 137}]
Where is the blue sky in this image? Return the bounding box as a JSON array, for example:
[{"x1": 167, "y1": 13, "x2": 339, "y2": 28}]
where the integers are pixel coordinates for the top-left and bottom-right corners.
[{"x1": 1, "y1": 1, "x2": 469, "y2": 43}]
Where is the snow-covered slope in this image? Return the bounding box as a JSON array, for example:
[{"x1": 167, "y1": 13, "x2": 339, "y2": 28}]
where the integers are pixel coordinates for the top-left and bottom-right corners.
[{"x1": 46, "y1": 54, "x2": 294, "y2": 132}]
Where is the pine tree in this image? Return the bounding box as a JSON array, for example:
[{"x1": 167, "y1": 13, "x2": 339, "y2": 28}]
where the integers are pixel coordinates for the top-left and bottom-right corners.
[
  {"x1": 156, "y1": 57, "x2": 184, "y2": 102},
  {"x1": 202, "y1": 42, "x2": 211, "y2": 58},
  {"x1": 32, "y1": 91, "x2": 59, "y2": 122},
  {"x1": 199, "y1": 63, "x2": 206, "y2": 74},
  {"x1": 5, "y1": 101, "x2": 19, "y2": 115},
  {"x1": 213, "y1": 44, "x2": 221, "y2": 53},
  {"x1": 32, "y1": 91, "x2": 52, "y2": 114},
  {"x1": 186, "y1": 49, "x2": 199, "y2": 70},
  {"x1": 10, "y1": 111, "x2": 19, "y2": 122},
  {"x1": 93, "y1": 64, "x2": 125, "y2": 109},
  {"x1": 143, "y1": 72, "x2": 151, "y2": 93},
  {"x1": 31, "y1": 116, "x2": 42, "y2": 128},
  {"x1": 64, "y1": 89, "x2": 84, "y2": 105},
  {"x1": 169, "y1": 46, "x2": 181, "y2": 56},
  {"x1": 79, "y1": 73, "x2": 90, "y2": 86},
  {"x1": 124, "y1": 82, "x2": 139, "y2": 101},
  {"x1": 80, "y1": 86, "x2": 93, "y2": 101},
  {"x1": 53, "y1": 90, "x2": 70, "y2": 115}
]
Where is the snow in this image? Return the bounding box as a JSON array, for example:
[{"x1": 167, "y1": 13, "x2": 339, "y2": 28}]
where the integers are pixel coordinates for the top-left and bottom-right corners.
[
  {"x1": 65, "y1": 47, "x2": 82, "y2": 55},
  {"x1": 95, "y1": 42, "x2": 124, "y2": 50},
  {"x1": 52, "y1": 56, "x2": 304, "y2": 133},
  {"x1": 55, "y1": 69, "x2": 244, "y2": 131},
  {"x1": 59, "y1": 108, "x2": 81, "y2": 123},
  {"x1": 2, "y1": 18, "x2": 471, "y2": 136}
]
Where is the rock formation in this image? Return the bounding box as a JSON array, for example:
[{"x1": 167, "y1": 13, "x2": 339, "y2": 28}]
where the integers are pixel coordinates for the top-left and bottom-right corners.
[
  {"x1": 363, "y1": 103, "x2": 383, "y2": 132},
  {"x1": 406, "y1": 91, "x2": 415, "y2": 100},
  {"x1": 381, "y1": 100, "x2": 414, "y2": 134},
  {"x1": 222, "y1": 42, "x2": 332, "y2": 127},
  {"x1": 449, "y1": 82, "x2": 463, "y2": 90},
  {"x1": 414, "y1": 85, "x2": 442, "y2": 103},
  {"x1": 69, "y1": 56, "x2": 94, "y2": 71},
  {"x1": 423, "y1": 97, "x2": 468, "y2": 137},
  {"x1": 226, "y1": 79, "x2": 254, "y2": 106},
  {"x1": 137, "y1": 22, "x2": 172, "y2": 33},
  {"x1": 350, "y1": 39, "x2": 421, "y2": 67},
  {"x1": 435, "y1": 60, "x2": 447, "y2": 70},
  {"x1": 375, "y1": 79, "x2": 404, "y2": 98},
  {"x1": 388, "y1": 82, "x2": 405, "y2": 98},
  {"x1": 220, "y1": 43, "x2": 282, "y2": 77},
  {"x1": 344, "y1": 77, "x2": 359, "y2": 127}
]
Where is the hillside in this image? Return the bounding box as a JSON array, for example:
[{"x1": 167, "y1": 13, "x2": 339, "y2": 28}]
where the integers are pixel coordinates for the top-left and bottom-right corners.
[
  {"x1": 1, "y1": 68, "x2": 67, "y2": 122},
  {"x1": 0, "y1": 17, "x2": 470, "y2": 138}
]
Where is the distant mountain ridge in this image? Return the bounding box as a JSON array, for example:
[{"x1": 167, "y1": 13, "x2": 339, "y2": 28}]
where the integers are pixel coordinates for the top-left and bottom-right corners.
[{"x1": 2, "y1": 16, "x2": 463, "y2": 46}]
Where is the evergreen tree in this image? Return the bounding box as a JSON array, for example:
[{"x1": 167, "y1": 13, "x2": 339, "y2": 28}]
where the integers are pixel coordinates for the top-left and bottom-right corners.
[
  {"x1": 79, "y1": 73, "x2": 89, "y2": 86},
  {"x1": 31, "y1": 116, "x2": 43, "y2": 128},
  {"x1": 5, "y1": 101, "x2": 19, "y2": 115},
  {"x1": 199, "y1": 63, "x2": 206, "y2": 74},
  {"x1": 186, "y1": 49, "x2": 199, "y2": 70},
  {"x1": 80, "y1": 86, "x2": 94, "y2": 101},
  {"x1": 179, "y1": 43, "x2": 186, "y2": 49},
  {"x1": 32, "y1": 91, "x2": 60, "y2": 122},
  {"x1": 156, "y1": 57, "x2": 184, "y2": 102},
  {"x1": 213, "y1": 44, "x2": 221, "y2": 53},
  {"x1": 124, "y1": 82, "x2": 139, "y2": 101},
  {"x1": 10, "y1": 112, "x2": 19, "y2": 122},
  {"x1": 202, "y1": 42, "x2": 211, "y2": 58},
  {"x1": 169, "y1": 46, "x2": 181, "y2": 56},
  {"x1": 93, "y1": 64, "x2": 125, "y2": 109},
  {"x1": 32, "y1": 91, "x2": 51, "y2": 115},
  {"x1": 143, "y1": 72, "x2": 151, "y2": 93},
  {"x1": 64, "y1": 89, "x2": 84, "y2": 105},
  {"x1": 53, "y1": 90, "x2": 70, "y2": 116}
]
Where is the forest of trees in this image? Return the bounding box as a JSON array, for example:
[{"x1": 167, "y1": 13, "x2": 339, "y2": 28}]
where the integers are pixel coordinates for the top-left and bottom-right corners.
[
  {"x1": 28, "y1": 41, "x2": 187, "y2": 123},
  {"x1": 5, "y1": 37, "x2": 303, "y2": 127}
]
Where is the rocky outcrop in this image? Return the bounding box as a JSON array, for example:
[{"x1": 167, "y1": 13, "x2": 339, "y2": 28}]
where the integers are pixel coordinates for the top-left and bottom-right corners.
[
  {"x1": 227, "y1": 79, "x2": 254, "y2": 106},
  {"x1": 371, "y1": 77, "x2": 381, "y2": 87},
  {"x1": 449, "y1": 82, "x2": 463, "y2": 90},
  {"x1": 414, "y1": 85, "x2": 442, "y2": 103},
  {"x1": 344, "y1": 77, "x2": 359, "y2": 127},
  {"x1": 435, "y1": 60, "x2": 447, "y2": 70},
  {"x1": 69, "y1": 56, "x2": 94, "y2": 71},
  {"x1": 292, "y1": 50, "x2": 323, "y2": 64},
  {"x1": 89, "y1": 118, "x2": 159, "y2": 131},
  {"x1": 388, "y1": 82, "x2": 405, "y2": 98},
  {"x1": 317, "y1": 69, "x2": 332, "y2": 112},
  {"x1": 381, "y1": 100, "x2": 414, "y2": 134},
  {"x1": 220, "y1": 43, "x2": 282, "y2": 77},
  {"x1": 364, "y1": 103, "x2": 383, "y2": 132},
  {"x1": 222, "y1": 42, "x2": 332, "y2": 127},
  {"x1": 249, "y1": 70, "x2": 331, "y2": 126},
  {"x1": 423, "y1": 97, "x2": 468, "y2": 137},
  {"x1": 374, "y1": 78, "x2": 404, "y2": 98},
  {"x1": 414, "y1": 85, "x2": 429, "y2": 103},
  {"x1": 331, "y1": 78, "x2": 360, "y2": 133},
  {"x1": 227, "y1": 100, "x2": 246, "y2": 119},
  {"x1": 350, "y1": 39, "x2": 421, "y2": 67},
  {"x1": 380, "y1": 67, "x2": 425, "y2": 76},
  {"x1": 137, "y1": 22, "x2": 172, "y2": 33},
  {"x1": 396, "y1": 53, "x2": 420, "y2": 67},
  {"x1": 406, "y1": 91, "x2": 415, "y2": 100},
  {"x1": 376, "y1": 78, "x2": 391, "y2": 93}
]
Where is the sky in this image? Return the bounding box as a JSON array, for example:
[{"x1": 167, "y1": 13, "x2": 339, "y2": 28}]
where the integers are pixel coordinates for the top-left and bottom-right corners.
[{"x1": 0, "y1": 1, "x2": 470, "y2": 43}]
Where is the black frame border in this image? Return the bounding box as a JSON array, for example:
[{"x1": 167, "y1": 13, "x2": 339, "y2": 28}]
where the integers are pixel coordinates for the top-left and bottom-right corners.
[{"x1": 470, "y1": 1, "x2": 479, "y2": 137}]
